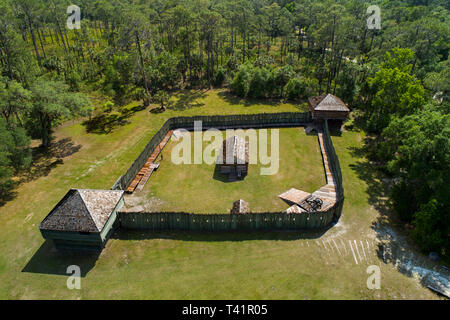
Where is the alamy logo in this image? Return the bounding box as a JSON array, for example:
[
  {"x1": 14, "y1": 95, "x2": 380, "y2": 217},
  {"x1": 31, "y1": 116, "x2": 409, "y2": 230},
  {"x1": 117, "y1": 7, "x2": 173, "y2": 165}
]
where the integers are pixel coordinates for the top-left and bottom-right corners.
[
  {"x1": 66, "y1": 265, "x2": 81, "y2": 289},
  {"x1": 171, "y1": 121, "x2": 280, "y2": 175},
  {"x1": 67, "y1": 5, "x2": 81, "y2": 30},
  {"x1": 367, "y1": 5, "x2": 381, "y2": 30},
  {"x1": 366, "y1": 265, "x2": 381, "y2": 290}
]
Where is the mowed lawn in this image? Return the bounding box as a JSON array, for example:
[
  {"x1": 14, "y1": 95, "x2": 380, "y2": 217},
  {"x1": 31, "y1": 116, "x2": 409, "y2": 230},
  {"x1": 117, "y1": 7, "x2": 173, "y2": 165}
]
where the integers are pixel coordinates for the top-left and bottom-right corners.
[
  {"x1": 131, "y1": 128, "x2": 325, "y2": 213},
  {"x1": 0, "y1": 89, "x2": 438, "y2": 299}
]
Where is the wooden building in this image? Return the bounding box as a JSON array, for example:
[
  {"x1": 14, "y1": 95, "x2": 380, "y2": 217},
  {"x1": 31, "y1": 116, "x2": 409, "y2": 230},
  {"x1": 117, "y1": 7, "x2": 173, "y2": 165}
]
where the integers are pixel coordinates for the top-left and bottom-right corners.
[
  {"x1": 217, "y1": 136, "x2": 249, "y2": 180},
  {"x1": 308, "y1": 94, "x2": 350, "y2": 127},
  {"x1": 230, "y1": 199, "x2": 250, "y2": 214},
  {"x1": 39, "y1": 189, "x2": 124, "y2": 251}
]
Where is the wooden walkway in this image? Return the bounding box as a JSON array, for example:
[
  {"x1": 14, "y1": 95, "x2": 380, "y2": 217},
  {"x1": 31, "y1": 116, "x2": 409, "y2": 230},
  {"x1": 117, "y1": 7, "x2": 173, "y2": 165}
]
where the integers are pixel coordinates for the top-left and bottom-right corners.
[
  {"x1": 314, "y1": 128, "x2": 337, "y2": 205},
  {"x1": 126, "y1": 130, "x2": 173, "y2": 194}
]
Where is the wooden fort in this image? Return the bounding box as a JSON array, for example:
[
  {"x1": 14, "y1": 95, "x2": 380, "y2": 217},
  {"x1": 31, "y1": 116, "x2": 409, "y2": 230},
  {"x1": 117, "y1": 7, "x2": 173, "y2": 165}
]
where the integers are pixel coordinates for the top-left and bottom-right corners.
[{"x1": 217, "y1": 135, "x2": 249, "y2": 180}]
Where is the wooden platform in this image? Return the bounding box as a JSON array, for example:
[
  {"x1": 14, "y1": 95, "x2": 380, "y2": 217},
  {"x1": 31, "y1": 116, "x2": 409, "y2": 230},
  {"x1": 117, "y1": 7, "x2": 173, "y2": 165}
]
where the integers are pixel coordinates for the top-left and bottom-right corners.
[
  {"x1": 278, "y1": 188, "x2": 311, "y2": 205},
  {"x1": 126, "y1": 130, "x2": 173, "y2": 194},
  {"x1": 317, "y1": 129, "x2": 335, "y2": 186}
]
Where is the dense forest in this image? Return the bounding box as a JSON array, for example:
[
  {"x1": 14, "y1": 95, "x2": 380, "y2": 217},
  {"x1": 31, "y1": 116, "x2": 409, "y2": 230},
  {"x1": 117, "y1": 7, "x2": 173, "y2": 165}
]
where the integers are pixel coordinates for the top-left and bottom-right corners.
[{"x1": 0, "y1": 0, "x2": 448, "y2": 257}]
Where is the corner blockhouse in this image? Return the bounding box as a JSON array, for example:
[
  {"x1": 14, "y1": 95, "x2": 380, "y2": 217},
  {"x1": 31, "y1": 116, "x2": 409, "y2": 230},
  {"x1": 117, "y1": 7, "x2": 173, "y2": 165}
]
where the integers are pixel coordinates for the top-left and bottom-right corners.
[{"x1": 39, "y1": 189, "x2": 125, "y2": 251}]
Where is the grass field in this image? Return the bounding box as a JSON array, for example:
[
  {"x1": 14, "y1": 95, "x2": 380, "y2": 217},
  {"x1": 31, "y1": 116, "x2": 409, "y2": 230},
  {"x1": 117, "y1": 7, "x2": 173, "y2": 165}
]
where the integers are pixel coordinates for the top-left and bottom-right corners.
[
  {"x1": 125, "y1": 128, "x2": 325, "y2": 213},
  {"x1": 0, "y1": 89, "x2": 440, "y2": 299}
]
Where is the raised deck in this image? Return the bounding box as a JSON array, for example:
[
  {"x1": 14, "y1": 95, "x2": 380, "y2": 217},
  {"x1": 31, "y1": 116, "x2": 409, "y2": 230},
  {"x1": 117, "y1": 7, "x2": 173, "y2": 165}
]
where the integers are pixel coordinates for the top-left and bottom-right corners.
[{"x1": 126, "y1": 130, "x2": 173, "y2": 194}]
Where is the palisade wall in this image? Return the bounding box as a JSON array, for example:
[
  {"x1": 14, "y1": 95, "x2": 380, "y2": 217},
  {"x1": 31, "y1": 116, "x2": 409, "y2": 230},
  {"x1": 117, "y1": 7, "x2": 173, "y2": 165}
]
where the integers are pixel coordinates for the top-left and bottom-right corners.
[
  {"x1": 113, "y1": 114, "x2": 344, "y2": 231},
  {"x1": 118, "y1": 206, "x2": 338, "y2": 231},
  {"x1": 322, "y1": 119, "x2": 345, "y2": 220}
]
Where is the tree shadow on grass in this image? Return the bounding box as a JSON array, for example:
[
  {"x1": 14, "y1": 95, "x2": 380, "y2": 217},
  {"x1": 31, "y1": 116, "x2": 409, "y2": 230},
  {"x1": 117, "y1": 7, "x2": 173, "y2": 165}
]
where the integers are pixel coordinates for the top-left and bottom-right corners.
[
  {"x1": 19, "y1": 138, "x2": 81, "y2": 183},
  {"x1": 217, "y1": 90, "x2": 283, "y2": 107},
  {"x1": 0, "y1": 137, "x2": 82, "y2": 208},
  {"x1": 0, "y1": 189, "x2": 17, "y2": 207},
  {"x1": 82, "y1": 103, "x2": 146, "y2": 134},
  {"x1": 22, "y1": 240, "x2": 99, "y2": 278},
  {"x1": 347, "y1": 143, "x2": 392, "y2": 221},
  {"x1": 217, "y1": 90, "x2": 308, "y2": 110},
  {"x1": 166, "y1": 89, "x2": 208, "y2": 111},
  {"x1": 149, "y1": 106, "x2": 165, "y2": 114},
  {"x1": 111, "y1": 225, "x2": 334, "y2": 242}
]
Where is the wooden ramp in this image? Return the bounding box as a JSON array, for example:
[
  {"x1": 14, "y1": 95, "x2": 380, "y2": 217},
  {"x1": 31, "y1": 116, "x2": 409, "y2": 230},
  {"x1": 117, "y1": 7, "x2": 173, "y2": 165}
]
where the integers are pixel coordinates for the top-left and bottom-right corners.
[
  {"x1": 306, "y1": 127, "x2": 338, "y2": 209},
  {"x1": 126, "y1": 130, "x2": 173, "y2": 194}
]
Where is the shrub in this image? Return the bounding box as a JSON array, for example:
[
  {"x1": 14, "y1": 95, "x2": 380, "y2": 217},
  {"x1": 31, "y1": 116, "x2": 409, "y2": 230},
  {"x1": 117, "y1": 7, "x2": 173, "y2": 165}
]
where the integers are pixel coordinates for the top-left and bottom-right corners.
[
  {"x1": 390, "y1": 180, "x2": 418, "y2": 222},
  {"x1": 231, "y1": 66, "x2": 251, "y2": 97},
  {"x1": 214, "y1": 67, "x2": 227, "y2": 87},
  {"x1": 226, "y1": 56, "x2": 239, "y2": 73},
  {"x1": 411, "y1": 199, "x2": 447, "y2": 253},
  {"x1": 274, "y1": 66, "x2": 295, "y2": 97},
  {"x1": 248, "y1": 67, "x2": 271, "y2": 98},
  {"x1": 102, "y1": 101, "x2": 114, "y2": 113},
  {"x1": 65, "y1": 71, "x2": 82, "y2": 91},
  {"x1": 283, "y1": 78, "x2": 307, "y2": 100}
]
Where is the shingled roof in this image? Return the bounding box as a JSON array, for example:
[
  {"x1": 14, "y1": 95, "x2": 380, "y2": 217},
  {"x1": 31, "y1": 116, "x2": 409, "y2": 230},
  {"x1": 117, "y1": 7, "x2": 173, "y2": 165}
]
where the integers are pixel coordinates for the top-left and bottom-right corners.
[
  {"x1": 217, "y1": 136, "x2": 249, "y2": 165},
  {"x1": 39, "y1": 189, "x2": 124, "y2": 233},
  {"x1": 308, "y1": 94, "x2": 350, "y2": 112}
]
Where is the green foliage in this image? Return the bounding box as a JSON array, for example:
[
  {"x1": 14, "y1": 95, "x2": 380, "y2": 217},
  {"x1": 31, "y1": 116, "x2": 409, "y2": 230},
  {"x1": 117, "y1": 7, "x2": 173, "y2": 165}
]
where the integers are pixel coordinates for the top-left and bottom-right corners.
[
  {"x1": 423, "y1": 59, "x2": 450, "y2": 98},
  {"x1": 232, "y1": 63, "x2": 308, "y2": 99},
  {"x1": 381, "y1": 48, "x2": 415, "y2": 73},
  {"x1": 0, "y1": 1, "x2": 39, "y2": 85},
  {"x1": 380, "y1": 108, "x2": 450, "y2": 253},
  {"x1": 213, "y1": 67, "x2": 226, "y2": 87},
  {"x1": 0, "y1": 118, "x2": 31, "y2": 196},
  {"x1": 153, "y1": 90, "x2": 170, "y2": 111},
  {"x1": 335, "y1": 64, "x2": 358, "y2": 105},
  {"x1": 43, "y1": 56, "x2": 63, "y2": 75},
  {"x1": 273, "y1": 65, "x2": 295, "y2": 97},
  {"x1": 0, "y1": 124, "x2": 13, "y2": 196},
  {"x1": 283, "y1": 78, "x2": 307, "y2": 100},
  {"x1": 0, "y1": 78, "x2": 32, "y2": 123},
  {"x1": 366, "y1": 48, "x2": 426, "y2": 132},
  {"x1": 231, "y1": 65, "x2": 251, "y2": 97},
  {"x1": 146, "y1": 52, "x2": 181, "y2": 91},
  {"x1": 253, "y1": 55, "x2": 275, "y2": 68},
  {"x1": 8, "y1": 125, "x2": 31, "y2": 172},
  {"x1": 65, "y1": 71, "x2": 82, "y2": 92},
  {"x1": 28, "y1": 79, "x2": 91, "y2": 146},
  {"x1": 102, "y1": 101, "x2": 114, "y2": 113},
  {"x1": 248, "y1": 67, "x2": 272, "y2": 98},
  {"x1": 102, "y1": 54, "x2": 134, "y2": 105},
  {"x1": 226, "y1": 56, "x2": 239, "y2": 73},
  {"x1": 411, "y1": 199, "x2": 449, "y2": 254}
]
